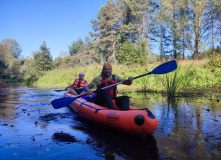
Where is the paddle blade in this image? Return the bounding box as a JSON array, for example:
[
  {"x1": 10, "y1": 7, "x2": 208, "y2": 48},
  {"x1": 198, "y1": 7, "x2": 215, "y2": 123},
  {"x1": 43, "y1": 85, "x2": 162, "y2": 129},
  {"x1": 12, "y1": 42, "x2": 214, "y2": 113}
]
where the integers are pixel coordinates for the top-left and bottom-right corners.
[
  {"x1": 150, "y1": 60, "x2": 177, "y2": 74},
  {"x1": 51, "y1": 97, "x2": 76, "y2": 109},
  {"x1": 54, "y1": 90, "x2": 66, "y2": 92}
]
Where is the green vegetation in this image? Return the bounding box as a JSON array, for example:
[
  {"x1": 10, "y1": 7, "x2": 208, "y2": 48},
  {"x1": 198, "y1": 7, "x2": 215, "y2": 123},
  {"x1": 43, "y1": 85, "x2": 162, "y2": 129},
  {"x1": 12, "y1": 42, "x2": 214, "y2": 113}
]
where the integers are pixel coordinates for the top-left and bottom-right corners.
[
  {"x1": 36, "y1": 60, "x2": 221, "y2": 96},
  {"x1": 158, "y1": 64, "x2": 196, "y2": 97},
  {"x1": 0, "y1": 0, "x2": 220, "y2": 96}
]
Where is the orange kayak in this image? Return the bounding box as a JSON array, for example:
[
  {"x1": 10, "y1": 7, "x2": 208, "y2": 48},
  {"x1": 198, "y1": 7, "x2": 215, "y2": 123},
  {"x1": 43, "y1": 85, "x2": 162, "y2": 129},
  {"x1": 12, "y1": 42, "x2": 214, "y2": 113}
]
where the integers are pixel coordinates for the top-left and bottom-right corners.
[{"x1": 64, "y1": 93, "x2": 158, "y2": 135}]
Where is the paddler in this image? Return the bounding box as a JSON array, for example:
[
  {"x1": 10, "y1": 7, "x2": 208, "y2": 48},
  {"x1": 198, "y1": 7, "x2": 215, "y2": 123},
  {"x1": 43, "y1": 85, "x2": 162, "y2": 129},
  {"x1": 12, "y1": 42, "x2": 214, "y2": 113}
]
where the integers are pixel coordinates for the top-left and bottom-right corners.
[
  {"x1": 84, "y1": 63, "x2": 134, "y2": 110},
  {"x1": 65, "y1": 72, "x2": 88, "y2": 95}
]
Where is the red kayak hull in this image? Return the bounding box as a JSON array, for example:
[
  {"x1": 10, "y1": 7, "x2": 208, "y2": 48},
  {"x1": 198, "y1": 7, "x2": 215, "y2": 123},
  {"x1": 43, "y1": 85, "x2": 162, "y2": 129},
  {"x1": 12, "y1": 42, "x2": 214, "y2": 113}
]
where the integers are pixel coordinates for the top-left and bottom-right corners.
[{"x1": 64, "y1": 93, "x2": 158, "y2": 135}]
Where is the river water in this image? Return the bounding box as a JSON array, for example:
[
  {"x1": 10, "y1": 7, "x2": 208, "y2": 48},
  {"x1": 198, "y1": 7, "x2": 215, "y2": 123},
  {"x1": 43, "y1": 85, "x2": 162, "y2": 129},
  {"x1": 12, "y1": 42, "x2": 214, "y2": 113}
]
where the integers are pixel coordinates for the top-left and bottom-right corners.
[{"x1": 0, "y1": 84, "x2": 221, "y2": 160}]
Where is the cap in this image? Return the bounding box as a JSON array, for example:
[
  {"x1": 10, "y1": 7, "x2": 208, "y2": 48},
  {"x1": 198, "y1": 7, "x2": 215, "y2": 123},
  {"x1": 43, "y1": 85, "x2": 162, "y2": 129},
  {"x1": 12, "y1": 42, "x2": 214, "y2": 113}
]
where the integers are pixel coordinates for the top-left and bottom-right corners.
[{"x1": 79, "y1": 72, "x2": 85, "y2": 76}]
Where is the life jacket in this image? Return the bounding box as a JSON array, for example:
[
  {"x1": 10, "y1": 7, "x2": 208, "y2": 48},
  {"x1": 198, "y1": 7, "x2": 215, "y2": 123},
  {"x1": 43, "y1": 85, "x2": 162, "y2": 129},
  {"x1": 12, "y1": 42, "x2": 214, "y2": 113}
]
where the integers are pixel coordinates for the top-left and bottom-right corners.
[
  {"x1": 97, "y1": 75, "x2": 117, "y2": 98},
  {"x1": 73, "y1": 79, "x2": 86, "y2": 89}
]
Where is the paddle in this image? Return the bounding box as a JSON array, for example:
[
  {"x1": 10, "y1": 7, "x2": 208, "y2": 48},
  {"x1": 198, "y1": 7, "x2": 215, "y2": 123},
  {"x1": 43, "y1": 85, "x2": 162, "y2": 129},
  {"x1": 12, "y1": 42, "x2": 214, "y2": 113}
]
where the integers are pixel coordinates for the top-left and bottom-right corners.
[
  {"x1": 51, "y1": 60, "x2": 177, "y2": 109},
  {"x1": 54, "y1": 89, "x2": 66, "y2": 92}
]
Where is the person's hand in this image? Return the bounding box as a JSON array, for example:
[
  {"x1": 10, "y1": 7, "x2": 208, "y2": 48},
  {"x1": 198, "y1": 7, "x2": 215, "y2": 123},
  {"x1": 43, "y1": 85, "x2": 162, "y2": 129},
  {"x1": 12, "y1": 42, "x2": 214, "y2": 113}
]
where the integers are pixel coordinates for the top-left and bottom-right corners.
[
  {"x1": 128, "y1": 77, "x2": 134, "y2": 83},
  {"x1": 86, "y1": 89, "x2": 93, "y2": 95}
]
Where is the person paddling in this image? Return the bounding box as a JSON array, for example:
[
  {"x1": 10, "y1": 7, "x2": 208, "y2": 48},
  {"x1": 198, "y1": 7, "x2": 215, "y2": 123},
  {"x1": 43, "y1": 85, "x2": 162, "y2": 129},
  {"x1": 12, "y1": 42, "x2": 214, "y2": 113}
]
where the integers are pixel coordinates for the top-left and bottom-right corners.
[
  {"x1": 85, "y1": 63, "x2": 134, "y2": 110},
  {"x1": 65, "y1": 73, "x2": 88, "y2": 95}
]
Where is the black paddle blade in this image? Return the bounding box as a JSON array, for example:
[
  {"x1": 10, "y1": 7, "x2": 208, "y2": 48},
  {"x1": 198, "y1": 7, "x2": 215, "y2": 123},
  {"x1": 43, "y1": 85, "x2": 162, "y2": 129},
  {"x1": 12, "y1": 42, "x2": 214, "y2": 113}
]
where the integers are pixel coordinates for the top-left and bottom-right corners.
[
  {"x1": 54, "y1": 90, "x2": 66, "y2": 92},
  {"x1": 51, "y1": 97, "x2": 76, "y2": 109},
  {"x1": 150, "y1": 60, "x2": 177, "y2": 74}
]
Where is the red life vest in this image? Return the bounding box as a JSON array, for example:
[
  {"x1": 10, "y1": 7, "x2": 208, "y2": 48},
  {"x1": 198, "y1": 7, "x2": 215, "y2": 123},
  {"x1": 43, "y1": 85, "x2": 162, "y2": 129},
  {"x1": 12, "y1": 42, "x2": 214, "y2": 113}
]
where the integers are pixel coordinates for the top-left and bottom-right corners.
[
  {"x1": 73, "y1": 79, "x2": 86, "y2": 89},
  {"x1": 97, "y1": 75, "x2": 117, "y2": 98}
]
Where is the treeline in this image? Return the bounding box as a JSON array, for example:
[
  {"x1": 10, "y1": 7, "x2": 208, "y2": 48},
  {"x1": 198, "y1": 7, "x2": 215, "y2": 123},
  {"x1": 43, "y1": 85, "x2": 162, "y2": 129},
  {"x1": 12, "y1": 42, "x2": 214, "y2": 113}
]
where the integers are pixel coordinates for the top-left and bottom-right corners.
[{"x1": 0, "y1": 0, "x2": 221, "y2": 83}]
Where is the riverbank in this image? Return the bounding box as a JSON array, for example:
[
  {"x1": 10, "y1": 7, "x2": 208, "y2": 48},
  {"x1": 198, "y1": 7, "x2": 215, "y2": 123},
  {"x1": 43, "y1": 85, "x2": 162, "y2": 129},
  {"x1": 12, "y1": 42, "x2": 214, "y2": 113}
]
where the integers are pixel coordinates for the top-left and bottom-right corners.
[
  {"x1": 0, "y1": 78, "x2": 18, "y2": 83},
  {"x1": 35, "y1": 59, "x2": 221, "y2": 93}
]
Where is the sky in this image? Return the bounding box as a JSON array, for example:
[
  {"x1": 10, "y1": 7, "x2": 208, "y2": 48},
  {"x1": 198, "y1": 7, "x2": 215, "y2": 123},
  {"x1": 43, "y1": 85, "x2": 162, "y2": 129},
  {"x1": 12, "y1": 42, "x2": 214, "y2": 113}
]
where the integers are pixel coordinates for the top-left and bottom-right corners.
[{"x1": 0, "y1": 0, "x2": 108, "y2": 59}]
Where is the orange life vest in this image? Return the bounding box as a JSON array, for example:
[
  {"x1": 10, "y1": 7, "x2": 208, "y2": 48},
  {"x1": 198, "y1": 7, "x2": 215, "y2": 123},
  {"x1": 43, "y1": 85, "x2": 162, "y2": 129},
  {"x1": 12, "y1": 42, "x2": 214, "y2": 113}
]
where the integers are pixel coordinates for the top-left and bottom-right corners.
[
  {"x1": 73, "y1": 79, "x2": 86, "y2": 89},
  {"x1": 97, "y1": 75, "x2": 117, "y2": 98}
]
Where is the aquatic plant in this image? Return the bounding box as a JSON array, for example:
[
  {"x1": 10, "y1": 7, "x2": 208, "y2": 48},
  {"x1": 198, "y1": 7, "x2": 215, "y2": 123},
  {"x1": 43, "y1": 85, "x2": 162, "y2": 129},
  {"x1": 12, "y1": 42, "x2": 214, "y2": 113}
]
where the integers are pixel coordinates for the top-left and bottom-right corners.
[{"x1": 159, "y1": 63, "x2": 196, "y2": 98}]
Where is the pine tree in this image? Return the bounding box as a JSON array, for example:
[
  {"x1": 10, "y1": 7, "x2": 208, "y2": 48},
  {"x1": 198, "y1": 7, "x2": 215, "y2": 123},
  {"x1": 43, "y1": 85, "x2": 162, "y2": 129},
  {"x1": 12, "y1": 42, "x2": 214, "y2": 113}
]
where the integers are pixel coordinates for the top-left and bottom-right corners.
[
  {"x1": 33, "y1": 41, "x2": 53, "y2": 75},
  {"x1": 90, "y1": 0, "x2": 121, "y2": 64},
  {"x1": 68, "y1": 38, "x2": 84, "y2": 55}
]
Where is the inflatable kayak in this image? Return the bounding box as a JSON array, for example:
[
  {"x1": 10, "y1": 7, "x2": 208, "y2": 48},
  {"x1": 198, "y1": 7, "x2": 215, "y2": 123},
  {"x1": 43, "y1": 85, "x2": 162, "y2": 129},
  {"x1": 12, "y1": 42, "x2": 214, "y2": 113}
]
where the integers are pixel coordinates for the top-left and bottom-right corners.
[
  {"x1": 0, "y1": 81, "x2": 6, "y2": 85},
  {"x1": 64, "y1": 93, "x2": 158, "y2": 135}
]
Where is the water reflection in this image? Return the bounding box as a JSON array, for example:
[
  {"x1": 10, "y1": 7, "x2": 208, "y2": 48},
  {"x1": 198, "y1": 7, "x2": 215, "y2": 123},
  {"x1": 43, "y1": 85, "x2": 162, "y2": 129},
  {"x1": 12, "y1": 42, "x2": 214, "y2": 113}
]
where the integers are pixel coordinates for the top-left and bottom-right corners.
[
  {"x1": 67, "y1": 114, "x2": 159, "y2": 160},
  {"x1": 0, "y1": 84, "x2": 221, "y2": 159}
]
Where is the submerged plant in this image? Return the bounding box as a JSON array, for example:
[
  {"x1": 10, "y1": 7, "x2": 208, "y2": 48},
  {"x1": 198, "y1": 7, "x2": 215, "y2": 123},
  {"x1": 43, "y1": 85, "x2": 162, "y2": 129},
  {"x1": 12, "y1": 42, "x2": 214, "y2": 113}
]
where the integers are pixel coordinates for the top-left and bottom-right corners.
[{"x1": 158, "y1": 63, "x2": 196, "y2": 98}]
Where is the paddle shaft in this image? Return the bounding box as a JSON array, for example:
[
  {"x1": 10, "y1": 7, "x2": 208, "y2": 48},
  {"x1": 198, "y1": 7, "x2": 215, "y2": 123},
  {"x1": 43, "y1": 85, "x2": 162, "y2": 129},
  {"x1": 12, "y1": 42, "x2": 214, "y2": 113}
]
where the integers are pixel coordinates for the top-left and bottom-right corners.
[
  {"x1": 51, "y1": 60, "x2": 177, "y2": 109},
  {"x1": 98, "y1": 72, "x2": 151, "y2": 90},
  {"x1": 72, "y1": 60, "x2": 177, "y2": 99}
]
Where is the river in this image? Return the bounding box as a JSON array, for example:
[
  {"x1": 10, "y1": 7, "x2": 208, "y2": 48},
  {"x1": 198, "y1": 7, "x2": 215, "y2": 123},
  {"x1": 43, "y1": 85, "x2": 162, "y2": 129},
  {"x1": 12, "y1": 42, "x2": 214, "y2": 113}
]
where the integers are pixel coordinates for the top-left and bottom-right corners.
[{"x1": 0, "y1": 84, "x2": 221, "y2": 159}]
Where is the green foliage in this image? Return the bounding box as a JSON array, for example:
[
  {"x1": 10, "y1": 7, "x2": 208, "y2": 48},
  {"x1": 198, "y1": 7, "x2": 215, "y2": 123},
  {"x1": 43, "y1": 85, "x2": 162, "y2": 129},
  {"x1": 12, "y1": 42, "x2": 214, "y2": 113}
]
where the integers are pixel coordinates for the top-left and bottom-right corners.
[
  {"x1": 206, "y1": 55, "x2": 221, "y2": 70},
  {"x1": 68, "y1": 38, "x2": 84, "y2": 55},
  {"x1": 117, "y1": 41, "x2": 135, "y2": 64},
  {"x1": 32, "y1": 41, "x2": 53, "y2": 76},
  {"x1": 1, "y1": 39, "x2": 22, "y2": 58},
  {"x1": 35, "y1": 60, "x2": 220, "y2": 92},
  {"x1": 90, "y1": 0, "x2": 121, "y2": 63},
  {"x1": 117, "y1": 39, "x2": 149, "y2": 65},
  {"x1": 0, "y1": 39, "x2": 22, "y2": 81},
  {"x1": 158, "y1": 64, "x2": 196, "y2": 97}
]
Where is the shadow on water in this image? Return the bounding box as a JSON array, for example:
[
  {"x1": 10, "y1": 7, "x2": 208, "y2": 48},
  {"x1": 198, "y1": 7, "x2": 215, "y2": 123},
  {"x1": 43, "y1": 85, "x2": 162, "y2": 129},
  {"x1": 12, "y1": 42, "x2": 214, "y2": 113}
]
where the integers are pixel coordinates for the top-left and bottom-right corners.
[
  {"x1": 43, "y1": 108, "x2": 159, "y2": 160},
  {"x1": 1, "y1": 84, "x2": 221, "y2": 159},
  {"x1": 72, "y1": 113, "x2": 159, "y2": 160}
]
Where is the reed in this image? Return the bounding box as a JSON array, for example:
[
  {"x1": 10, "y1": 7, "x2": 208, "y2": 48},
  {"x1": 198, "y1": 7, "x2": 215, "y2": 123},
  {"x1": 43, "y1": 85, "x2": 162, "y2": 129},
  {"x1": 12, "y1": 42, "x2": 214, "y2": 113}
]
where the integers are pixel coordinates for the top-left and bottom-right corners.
[{"x1": 159, "y1": 63, "x2": 196, "y2": 98}]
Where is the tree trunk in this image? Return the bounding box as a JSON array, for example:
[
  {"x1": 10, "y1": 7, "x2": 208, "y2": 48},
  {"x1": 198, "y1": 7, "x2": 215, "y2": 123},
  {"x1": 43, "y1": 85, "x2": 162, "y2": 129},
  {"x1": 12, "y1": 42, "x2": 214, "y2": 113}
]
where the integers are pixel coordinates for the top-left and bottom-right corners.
[
  {"x1": 212, "y1": 16, "x2": 214, "y2": 52},
  {"x1": 104, "y1": 48, "x2": 107, "y2": 62},
  {"x1": 182, "y1": 29, "x2": 185, "y2": 59},
  {"x1": 173, "y1": 1, "x2": 177, "y2": 59},
  {"x1": 160, "y1": 26, "x2": 163, "y2": 61},
  {"x1": 194, "y1": 32, "x2": 200, "y2": 59}
]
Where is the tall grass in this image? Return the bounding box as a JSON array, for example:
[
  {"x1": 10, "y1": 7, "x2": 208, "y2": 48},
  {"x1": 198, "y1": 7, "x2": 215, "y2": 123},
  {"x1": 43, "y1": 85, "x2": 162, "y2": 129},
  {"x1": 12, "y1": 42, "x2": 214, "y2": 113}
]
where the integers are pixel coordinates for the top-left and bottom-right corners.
[
  {"x1": 35, "y1": 60, "x2": 221, "y2": 93},
  {"x1": 158, "y1": 63, "x2": 196, "y2": 97}
]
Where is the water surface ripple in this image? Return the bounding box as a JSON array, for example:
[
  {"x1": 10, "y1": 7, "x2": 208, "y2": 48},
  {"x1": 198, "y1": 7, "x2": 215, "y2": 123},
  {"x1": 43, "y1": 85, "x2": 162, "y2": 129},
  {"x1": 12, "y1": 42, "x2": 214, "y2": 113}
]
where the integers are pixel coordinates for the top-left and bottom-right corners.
[{"x1": 0, "y1": 84, "x2": 220, "y2": 159}]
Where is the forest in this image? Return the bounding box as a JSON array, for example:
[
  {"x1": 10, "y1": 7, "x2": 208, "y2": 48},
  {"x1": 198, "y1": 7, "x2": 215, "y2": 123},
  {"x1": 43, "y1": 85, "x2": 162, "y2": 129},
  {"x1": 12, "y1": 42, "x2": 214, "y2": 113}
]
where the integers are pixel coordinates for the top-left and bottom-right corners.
[{"x1": 0, "y1": 0, "x2": 220, "y2": 88}]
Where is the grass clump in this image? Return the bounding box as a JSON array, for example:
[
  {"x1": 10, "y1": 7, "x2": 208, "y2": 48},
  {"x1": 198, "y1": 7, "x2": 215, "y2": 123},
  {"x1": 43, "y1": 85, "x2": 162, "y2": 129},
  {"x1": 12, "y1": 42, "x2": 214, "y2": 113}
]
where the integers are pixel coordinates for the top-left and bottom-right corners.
[{"x1": 158, "y1": 63, "x2": 196, "y2": 98}]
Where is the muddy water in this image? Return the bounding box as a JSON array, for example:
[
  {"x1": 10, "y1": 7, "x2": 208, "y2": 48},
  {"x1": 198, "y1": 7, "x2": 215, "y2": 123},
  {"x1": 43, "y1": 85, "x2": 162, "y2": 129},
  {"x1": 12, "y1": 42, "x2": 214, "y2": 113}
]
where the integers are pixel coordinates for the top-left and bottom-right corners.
[{"x1": 0, "y1": 84, "x2": 220, "y2": 160}]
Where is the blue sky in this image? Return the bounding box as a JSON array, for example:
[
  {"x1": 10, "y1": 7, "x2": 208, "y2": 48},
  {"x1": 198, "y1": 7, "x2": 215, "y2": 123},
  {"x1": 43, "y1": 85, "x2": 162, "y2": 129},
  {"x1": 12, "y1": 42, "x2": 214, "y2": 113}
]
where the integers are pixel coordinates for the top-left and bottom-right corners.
[{"x1": 0, "y1": 0, "x2": 107, "y2": 59}]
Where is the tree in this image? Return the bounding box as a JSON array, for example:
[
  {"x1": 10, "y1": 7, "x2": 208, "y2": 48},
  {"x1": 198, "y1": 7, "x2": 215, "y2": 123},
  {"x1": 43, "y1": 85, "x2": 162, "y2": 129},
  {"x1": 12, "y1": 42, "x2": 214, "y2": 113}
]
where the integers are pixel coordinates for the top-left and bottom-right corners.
[
  {"x1": 0, "y1": 39, "x2": 22, "y2": 79},
  {"x1": 184, "y1": 0, "x2": 220, "y2": 58},
  {"x1": 1, "y1": 39, "x2": 22, "y2": 58},
  {"x1": 68, "y1": 38, "x2": 84, "y2": 55},
  {"x1": 33, "y1": 41, "x2": 53, "y2": 75},
  {"x1": 90, "y1": 0, "x2": 121, "y2": 64}
]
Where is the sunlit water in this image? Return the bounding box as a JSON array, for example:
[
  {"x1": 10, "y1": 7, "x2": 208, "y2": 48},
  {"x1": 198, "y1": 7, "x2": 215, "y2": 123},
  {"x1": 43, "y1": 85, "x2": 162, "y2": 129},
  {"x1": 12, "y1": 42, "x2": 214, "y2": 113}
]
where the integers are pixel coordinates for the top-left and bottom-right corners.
[{"x1": 0, "y1": 84, "x2": 220, "y2": 159}]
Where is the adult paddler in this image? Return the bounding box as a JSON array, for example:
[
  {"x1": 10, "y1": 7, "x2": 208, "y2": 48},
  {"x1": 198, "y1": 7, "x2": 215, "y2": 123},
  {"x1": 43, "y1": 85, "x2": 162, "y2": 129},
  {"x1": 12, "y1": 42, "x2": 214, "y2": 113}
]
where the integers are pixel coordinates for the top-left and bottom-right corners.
[
  {"x1": 84, "y1": 63, "x2": 134, "y2": 110},
  {"x1": 65, "y1": 72, "x2": 88, "y2": 95}
]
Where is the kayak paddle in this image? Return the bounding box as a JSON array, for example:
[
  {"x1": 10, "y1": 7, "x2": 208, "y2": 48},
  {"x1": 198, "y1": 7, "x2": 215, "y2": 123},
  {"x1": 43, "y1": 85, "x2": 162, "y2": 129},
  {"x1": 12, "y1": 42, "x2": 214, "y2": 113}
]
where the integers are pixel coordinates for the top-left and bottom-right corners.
[
  {"x1": 51, "y1": 60, "x2": 177, "y2": 109},
  {"x1": 54, "y1": 89, "x2": 66, "y2": 92}
]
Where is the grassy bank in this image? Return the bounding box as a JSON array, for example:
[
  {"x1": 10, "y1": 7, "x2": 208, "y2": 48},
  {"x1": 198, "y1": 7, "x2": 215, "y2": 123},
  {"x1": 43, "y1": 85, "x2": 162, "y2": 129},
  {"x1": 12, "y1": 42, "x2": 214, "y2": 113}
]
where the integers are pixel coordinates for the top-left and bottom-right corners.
[
  {"x1": 35, "y1": 59, "x2": 221, "y2": 93},
  {"x1": 0, "y1": 78, "x2": 18, "y2": 83}
]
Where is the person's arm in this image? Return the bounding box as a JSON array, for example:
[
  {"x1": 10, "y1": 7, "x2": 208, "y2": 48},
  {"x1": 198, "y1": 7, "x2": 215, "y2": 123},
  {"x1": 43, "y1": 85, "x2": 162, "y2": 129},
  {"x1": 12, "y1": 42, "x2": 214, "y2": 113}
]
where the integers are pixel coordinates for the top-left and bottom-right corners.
[
  {"x1": 85, "y1": 83, "x2": 94, "y2": 95},
  {"x1": 65, "y1": 82, "x2": 74, "y2": 90},
  {"x1": 116, "y1": 75, "x2": 134, "y2": 85},
  {"x1": 123, "y1": 77, "x2": 134, "y2": 85}
]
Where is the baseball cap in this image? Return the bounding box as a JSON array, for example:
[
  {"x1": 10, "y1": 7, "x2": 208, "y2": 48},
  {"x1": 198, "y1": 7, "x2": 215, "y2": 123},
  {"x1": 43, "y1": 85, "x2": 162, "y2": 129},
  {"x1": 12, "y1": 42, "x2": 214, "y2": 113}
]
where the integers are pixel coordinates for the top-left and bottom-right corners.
[{"x1": 79, "y1": 72, "x2": 85, "y2": 76}]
